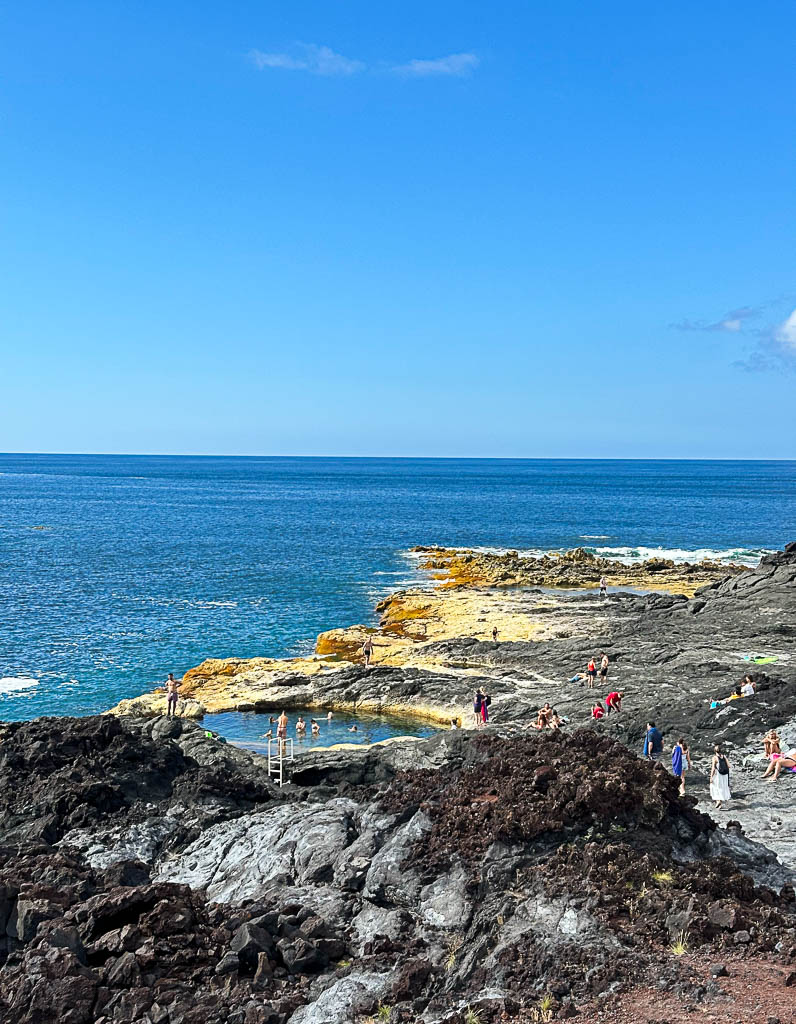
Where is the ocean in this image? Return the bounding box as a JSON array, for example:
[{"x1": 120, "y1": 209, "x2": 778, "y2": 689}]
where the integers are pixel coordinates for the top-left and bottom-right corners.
[{"x1": 0, "y1": 455, "x2": 793, "y2": 722}]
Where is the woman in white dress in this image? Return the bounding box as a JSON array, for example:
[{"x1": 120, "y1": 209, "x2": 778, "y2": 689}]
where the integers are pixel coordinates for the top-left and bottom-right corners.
[{"x1": 709, "y1": 745, "x2": 731, "y2": 808}]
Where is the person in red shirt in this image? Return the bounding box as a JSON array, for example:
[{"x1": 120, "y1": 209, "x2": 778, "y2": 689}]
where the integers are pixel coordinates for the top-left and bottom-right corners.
[
  {"x1": 591, "y1": 701, "x2": 605, "y2": 721},
  {"x1": 586, "y1": 658, "x2": 597, "y2": 688},
  {"x1": 606, "y1": 690, "x2": 623, "y2": 714}
]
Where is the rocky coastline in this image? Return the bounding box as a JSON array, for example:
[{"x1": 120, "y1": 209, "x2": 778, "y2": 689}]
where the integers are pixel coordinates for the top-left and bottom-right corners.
[
  {"x1": 3, "y1": 543, "x2": 796, "y2": 1022},
  {"x1": 106, "y1": 547, "x2": 747, "y2": 722},
  {"x1": 411, "y1": 545, "x2": 745, "y2": 595}
]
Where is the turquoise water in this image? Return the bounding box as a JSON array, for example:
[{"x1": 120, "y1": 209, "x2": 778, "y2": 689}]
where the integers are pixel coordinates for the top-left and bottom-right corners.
[
  {"x1": 202, "y1": 708, "x2": 440, "y2": 752},
  {"x1": 0, "y1": 455, "x2": 793, "y2": 721}
]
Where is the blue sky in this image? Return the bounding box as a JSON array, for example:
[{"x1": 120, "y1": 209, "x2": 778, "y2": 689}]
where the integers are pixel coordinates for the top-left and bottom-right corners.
[{"x1": 2, "y1": 2, "x2": 794, "y2": 457}]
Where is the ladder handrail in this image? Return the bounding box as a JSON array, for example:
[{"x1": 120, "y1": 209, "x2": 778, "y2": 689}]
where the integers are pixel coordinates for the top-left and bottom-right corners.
[{"x1": 266, "y1": 737, "x2": 294, "y2": 787}]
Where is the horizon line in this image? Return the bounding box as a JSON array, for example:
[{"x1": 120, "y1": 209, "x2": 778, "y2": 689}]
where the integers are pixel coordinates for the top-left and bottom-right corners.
[{"x1": 1, "y1": 451, "x2": 795, "y2": 463}]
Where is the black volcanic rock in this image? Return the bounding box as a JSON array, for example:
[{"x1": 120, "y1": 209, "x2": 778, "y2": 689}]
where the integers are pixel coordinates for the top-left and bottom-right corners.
[
  {"x1": 2, "y1": 545, "x2": 796, "y2": 1022},
  {"x1": 0, "y1": 711, "x2": 794, "y2": 1023}
]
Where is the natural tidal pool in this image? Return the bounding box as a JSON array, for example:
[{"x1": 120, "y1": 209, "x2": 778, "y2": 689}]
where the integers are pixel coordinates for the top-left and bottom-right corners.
[{"x1": 202, "y1": 707, "x2": 441, "y2": 753}]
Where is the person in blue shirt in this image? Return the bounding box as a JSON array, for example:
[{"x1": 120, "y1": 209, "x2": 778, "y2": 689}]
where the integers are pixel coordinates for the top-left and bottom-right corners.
[
  {"x1": 643, "y1": 721, "x2": 664, "y2": 761},
  {"x1": 671, "y1": 738, "x2": 690, "y2": 794}
]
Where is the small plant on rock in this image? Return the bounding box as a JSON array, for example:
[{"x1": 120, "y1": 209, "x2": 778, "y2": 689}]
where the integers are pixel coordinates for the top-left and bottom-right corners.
[
  {"x1": 376, "y1": 1003, "x2": 392, "y2": 1021},
  {"x1": 464, "y1": 1006, "x2": 483, "y2": 1024},
  {"x1": 652, "y1": 869, "x2": 674, "y2": 886},
  {"x1": 445, "y1": 935, "x2": 463, "y2": 971},
  {"x1": 628, "y1": 884, "x2": 649, "y2": 921},
  {"x1": 669, "y1": 930, "x2": 690, "y2": 956},
  {"x1": 531, "y1": 993, "x2": 555, "y2": 1022}
]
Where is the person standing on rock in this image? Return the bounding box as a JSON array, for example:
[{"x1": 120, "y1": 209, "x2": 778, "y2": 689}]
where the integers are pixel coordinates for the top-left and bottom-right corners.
[
  {"x1": 599, "y1": 575, "x2": 608, "y2": 597},
  {"x1": 473, "y1": 689, "x2": 483, "y2": 728},
  {"x1": 362, "y1": 636, "x2": 375, "y2": 667},
  {"x1": 164, "y1": 673, "x2": 181, "y2": 717},
  {"x1": 492, "y1": 627, "x2": 498, "y2": 642},
  {"x1": 586, "y1": 657, "x2": 597, "y2": 688},
  {"x1": 671, "y1": 738, "x2": 691, "y2": 795},
  {"x1": 599, "y1": 652, "x2": 610, "y2": 684},
  {"x1": 643, "y1": 721, "x2": 663, "y2": 762},
  {"x1": 480, "y1": 688, "x2": 491, "y2": 725},
  {"x1": 710, "y1": 745, "x2": 732, "y2": 807}
]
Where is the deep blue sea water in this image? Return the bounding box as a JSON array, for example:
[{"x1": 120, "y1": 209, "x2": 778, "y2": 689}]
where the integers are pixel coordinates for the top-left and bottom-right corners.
[{"x1": 0, "y1": 455, "x2": 793, "y2": 723}]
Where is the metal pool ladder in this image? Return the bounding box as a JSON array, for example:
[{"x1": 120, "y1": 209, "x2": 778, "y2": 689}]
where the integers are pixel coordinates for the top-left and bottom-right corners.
[{"x1": 266, "y1": 738, "x2": 294, "y2": 787}]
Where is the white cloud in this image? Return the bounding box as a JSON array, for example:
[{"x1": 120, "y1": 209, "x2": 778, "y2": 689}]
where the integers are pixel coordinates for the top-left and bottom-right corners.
[
  {"x1": 393, "y1": 53, "x2": 480, "y2": 77},
  {"x1": 734, "y1": 307, "x2": 796, "y2": 373},
  {"x1": 250, "y1": 44, "x2": 365, "y2": 76},
  {"x1": 774, "y1": 308, "x2": 796, "y2": 349},
  {"x1": 672, "y1": 306, "x2": 759, "y2": 333}
]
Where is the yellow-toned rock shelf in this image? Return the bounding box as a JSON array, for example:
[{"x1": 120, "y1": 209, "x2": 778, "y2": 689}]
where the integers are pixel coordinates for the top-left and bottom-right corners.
[{"x1": 107, "y1": 546, "x2": 740, "y2": 722}]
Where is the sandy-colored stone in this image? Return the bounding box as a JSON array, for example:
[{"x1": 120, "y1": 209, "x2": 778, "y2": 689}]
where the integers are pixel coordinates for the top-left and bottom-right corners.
[
  {"x1": 413, "y1": 545, "x2": 743, "y2": 596},
  {"x1": 107, "y1": 545, "x2": 743, "y2": 723}
]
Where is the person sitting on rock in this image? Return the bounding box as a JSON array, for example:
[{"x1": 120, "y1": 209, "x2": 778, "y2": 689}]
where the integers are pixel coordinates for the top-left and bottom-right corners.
[
  {"x1": 741, "y1": 675, "x2": 757, "y2": 697},
  {"x1": 605, "y1": 690, "x2": 623, "y2": 714},
  {"x1": 761, "y1": 732, "x2": 786, "y2": 778},
  {"x1": 548, "y1": 709, "x2": 563, "y2": 730},
  {"x1": 767, "y1": 748, "x2": 796, "y2": 781},
  {"x1": 591, "y1": 701, "x2": 605, "y2": 721},
  {"x1": 764, "y1": 729, "x2": 781, "y2": 759},
  {"x1": 532, "y1": 703, "x2": 553, "y2": 730}
]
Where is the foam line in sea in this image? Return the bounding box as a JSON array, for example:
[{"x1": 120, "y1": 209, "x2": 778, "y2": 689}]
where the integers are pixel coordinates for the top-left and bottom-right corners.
[
  {"x1": 0, "y1": 677, "x2": 39, "y2": 696},
  {"x1": 409, "y1": 544, "x2": 772, "y2": 567}
]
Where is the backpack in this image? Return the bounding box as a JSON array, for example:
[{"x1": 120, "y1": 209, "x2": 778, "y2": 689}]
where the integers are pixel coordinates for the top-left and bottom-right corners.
[{"x1": 717, "y1": 755, "x2": 729, "y2": 776}]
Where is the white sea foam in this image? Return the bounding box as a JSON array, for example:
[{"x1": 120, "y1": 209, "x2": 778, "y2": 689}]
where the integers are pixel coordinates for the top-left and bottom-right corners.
[
  {"x1": 580, "y1": 535, "x2": 611, "y2": 540},
  {"x1": 591, "y1": 545, "x2": 770, "y2": 567},
  {"x1": 0, "y1": 677, "x2": 38, "y2": 696},
  {"x1": 412, "y1": 544, "x2": 771, "y2": 568}
]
